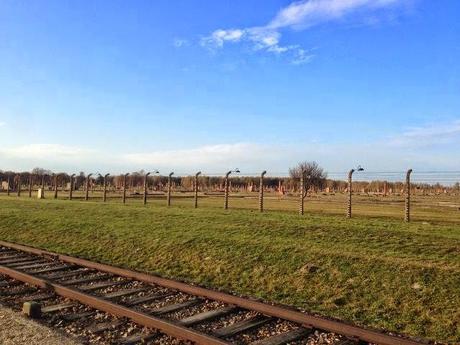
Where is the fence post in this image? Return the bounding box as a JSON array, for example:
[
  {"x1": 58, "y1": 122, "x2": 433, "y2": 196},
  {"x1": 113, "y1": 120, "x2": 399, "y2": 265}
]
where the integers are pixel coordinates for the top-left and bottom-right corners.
[
  {"x1": 259, "y1": 171, "x2": 267, "y2": 212},
  {"x1": 347, "y1": 169, "x2": 355, "y2": 218},
  {"x1": 69, "y1": 174, "x2": 75, "y2": 200},
  {"x1": 103, "y1": 173, "x2": 110, "y2": 202},
  {"x1": 194, "y1": 171, "x2": 201, "y2": 208},
  {"x1": 28, "y1": 175, "x2": 33, "y2": 198},
  {"x1": 7, "y1": 175, "x2": 10, "y2": 196},
  {"x1": 54, "y1": 174, "x2": 58, "y2": 199},
  {"x1": 405, "y1": 169, "x2": 413, "y2": 222},
  {"x1": 17, "y1": 174, "x2": 21, "y2": 197},
  {"x1": 41, "y1": 174, "x2": 46, "y2": 199},
  {"x1": 167, "y1": 172, "x2": 174, "y2": 206},
  {"x1": 85, "y1": 173, "x2": 93, "y2": 201},
  {"x1": 224, "y1": 171, "x2": 231, "y2": 210},
  {"x1": 143, "y1": 173, "x2": 150, "y2": 205},
  {"x1": 122, "y1": 173, "x2": 129, "y2": 204},
  {"x1": 299, "y1": 170, "x2": 306, "y2": 215}
]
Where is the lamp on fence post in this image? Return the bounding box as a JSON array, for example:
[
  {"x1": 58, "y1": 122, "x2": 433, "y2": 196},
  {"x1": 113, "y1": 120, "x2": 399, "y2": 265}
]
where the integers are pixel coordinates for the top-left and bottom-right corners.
[
  {"x1": 85, "y1": 173, "x2": 94, "y2": 201},
  {"x1": 103, "y1": 173, "x2": 110, "y2": 202},
  {"x1": 405, "y1": 169, "x2": 413, "y2": 222},
  {"x1": 347, "y1": 166, "x2": 364, "y2": 218},
  {"x1": 224, "y1": 169, "x2": 240, "y2": 210},
  {"x1": 69, "y1": 174, "x2": 76, "y2": 200},
  {"x1": 143, "y1": 170, "x2": 159, "y2": 205},
  {"x1": 28, "y1": 174, "x2": 33, "y2": 198},
  {"x1": 167, "y1": 172, "x2": 174, "y2": 206},
  {"x1": 259, "y1": 171, "x2": 266, "y2": 212},
  {"x1": 122, "y1": 173, "x2": 129, "y2": 204},
  {"x1": 7, "y1": 175, "x2": 10, "y2": 196},
  {"x1": 194, "y1": 171, "x2": 201, "y2": 208}
]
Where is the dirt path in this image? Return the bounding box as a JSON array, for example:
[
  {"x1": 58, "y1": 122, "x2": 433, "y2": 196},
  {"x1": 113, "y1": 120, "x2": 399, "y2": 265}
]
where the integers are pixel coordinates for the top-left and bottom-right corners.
[{"x1": 0, "y1": 306, "x2": 81, "y2": 345}]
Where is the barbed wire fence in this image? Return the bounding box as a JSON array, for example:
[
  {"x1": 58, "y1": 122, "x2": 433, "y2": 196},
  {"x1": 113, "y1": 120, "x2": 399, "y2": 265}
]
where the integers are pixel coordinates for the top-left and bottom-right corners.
[{"x1": 0, "y1": 169, "x2": 459, "y2": 223}]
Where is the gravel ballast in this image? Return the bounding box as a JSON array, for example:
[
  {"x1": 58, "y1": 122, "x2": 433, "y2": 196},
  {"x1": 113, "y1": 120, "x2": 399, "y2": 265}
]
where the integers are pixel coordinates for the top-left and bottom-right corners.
[{"x1": 0, "y1": 306, "x2": 82, "y2": 345}]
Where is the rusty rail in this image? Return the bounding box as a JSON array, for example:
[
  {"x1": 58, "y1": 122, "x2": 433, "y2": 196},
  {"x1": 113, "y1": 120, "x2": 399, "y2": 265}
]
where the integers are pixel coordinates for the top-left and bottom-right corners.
[{"x1": 0, "y1": 240, "x2": 427, "y2": 345}]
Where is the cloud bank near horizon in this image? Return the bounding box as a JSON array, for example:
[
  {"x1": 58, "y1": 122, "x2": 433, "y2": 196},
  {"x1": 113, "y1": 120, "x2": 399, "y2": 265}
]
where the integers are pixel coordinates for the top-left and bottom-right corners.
[{"x1": 1, "y1": 119, "x2": 459, "y2": 174}]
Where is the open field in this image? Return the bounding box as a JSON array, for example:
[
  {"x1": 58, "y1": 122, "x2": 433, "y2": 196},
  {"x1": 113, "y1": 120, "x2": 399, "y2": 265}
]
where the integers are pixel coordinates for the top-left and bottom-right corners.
[
  {"x1": 3, "y1": 188, "x2": 460, "y2": 223},
  {"x1": 0, "y1": 196, "x2": 459, "y2": 343}
]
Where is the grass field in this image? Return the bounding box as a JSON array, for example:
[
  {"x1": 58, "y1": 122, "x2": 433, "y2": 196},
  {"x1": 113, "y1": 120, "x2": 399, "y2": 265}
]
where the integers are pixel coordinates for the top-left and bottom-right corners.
[
  {"x1": 0, "y1": 195, "x2": 459, "y2": 343},
  {"x1": 8, "y1": 187, "x2": 460, "y2": 223}
]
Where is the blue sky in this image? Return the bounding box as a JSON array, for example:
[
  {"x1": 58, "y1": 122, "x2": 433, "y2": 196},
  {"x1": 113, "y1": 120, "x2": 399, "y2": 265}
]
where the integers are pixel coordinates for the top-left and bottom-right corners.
[{"x1": 0, "y1": 0, "x2": 459, "y2": 175}]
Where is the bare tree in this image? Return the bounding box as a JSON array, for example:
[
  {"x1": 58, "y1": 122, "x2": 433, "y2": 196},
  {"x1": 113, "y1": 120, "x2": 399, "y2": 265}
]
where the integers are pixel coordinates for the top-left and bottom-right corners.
[{"x1": 289, "y1": 161, "x2": 327, "y2": 191}]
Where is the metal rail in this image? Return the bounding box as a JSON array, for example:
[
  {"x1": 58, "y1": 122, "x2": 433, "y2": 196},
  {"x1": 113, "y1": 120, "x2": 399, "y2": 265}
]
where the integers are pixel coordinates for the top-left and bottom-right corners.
[
  {"x1": 0, "y1": 240, "x2": 427, "y2": 345},
  {"x1": 0, "y1": 265, "x2": 229, "y2": 345}
]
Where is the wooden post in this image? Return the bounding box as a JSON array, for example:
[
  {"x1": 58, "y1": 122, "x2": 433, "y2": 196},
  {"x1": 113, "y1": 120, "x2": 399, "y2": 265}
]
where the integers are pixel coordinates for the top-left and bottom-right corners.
[
  {"x1": 405, "y1": 169, "x2": 413, "y2": 222},
  {"x1": 103, "y1": 174, "x2": 110, "y2": 202},
  {"x1": 194, "y1": 171, "x2": 201, "y2": 208},
  {"x1": 167, "y1": 172, "x2": 174, "y2": 206},
  {"x1": 347, "y1": 169, "x2": 355, "y2": 218},
  {"x1": 7, "y1": 175, "x2": 10, "y2": 196},
  {"x1": 122, "y1": 173, "x2": 129, "y2": 204},
  {"x1": 85, "y1": 174, "x2": 93, "y2": 201},
  {"x1": 224, "y1": 171, "x2": 231, "y2": 210},
  {"x1": 259, "y1": 171, "x2": 266, "y2": 212},
  {"x1": 69, "y1": 174, "x2": 75, "y2": 200}
]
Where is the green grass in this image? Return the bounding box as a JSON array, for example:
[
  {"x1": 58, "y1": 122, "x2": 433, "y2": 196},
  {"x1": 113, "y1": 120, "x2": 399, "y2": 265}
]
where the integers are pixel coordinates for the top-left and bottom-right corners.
[{"x1": 0, "y1": 196, "x2": 459, "y2": 343}]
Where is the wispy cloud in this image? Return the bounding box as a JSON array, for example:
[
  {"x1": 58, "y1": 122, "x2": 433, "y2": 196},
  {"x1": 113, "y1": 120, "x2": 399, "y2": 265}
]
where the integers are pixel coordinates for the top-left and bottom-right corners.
[
  {"x1": 173, "y1": 38, "x2": 190, "y2": 48},
  {"x1": 0, "y1": 143, "x2": 283, "y2": 173},
  {"x1": 388, "y1": 120, "x2": 460, "y2": 147},
  {"x1": 0, "y1": 144, "x2": 98, "y2": 162},
  {"x1": 201, "y1": 0, "x2": 408, "y2": 64},
  {"x1": 0, "y1": 121, "x2": 6, "y2": 127},
  {"x1": 267, "y1": 0, "x2": 403, "y2": 29},
  {"x1": 122, "y1": 143, "x2": 280, "y2": 171},
  {"x1": 2, "y1": 122, "x2": 459, "y2": 173}
]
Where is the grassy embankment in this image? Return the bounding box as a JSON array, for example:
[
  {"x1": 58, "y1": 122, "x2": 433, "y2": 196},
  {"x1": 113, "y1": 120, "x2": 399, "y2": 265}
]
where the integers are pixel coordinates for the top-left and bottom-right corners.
[{"x1": 0, "y1": 196, "x2": 459, "y2": 343}]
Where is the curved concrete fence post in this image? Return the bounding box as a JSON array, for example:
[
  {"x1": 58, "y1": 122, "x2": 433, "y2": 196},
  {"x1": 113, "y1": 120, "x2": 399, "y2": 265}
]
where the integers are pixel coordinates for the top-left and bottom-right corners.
[
  {"x1": 28, "y1": 174, "x2": 33, "y2": 198},
  {"x1": 69, "y1": 174, "x2": 76, "y2": 200},
  {"x1": 103, "y1": 173, "x2": 110, "y2": 202},
  {"x1": 85, "y1": 173, "x2": 94, "y2": 201},
  {"x1": 194, "y1": 171, "x2": 201, "y2": 208},
  {"x1": 167, "y1": 172, "x2": 174, "y2": 206},
  {"x1": 405, "y1": 169, "x2": 413, "y2": 222},
  {"x1": 259, "y1": 171, "x2": 267, "y2": 212},
  {"x1": 122, "y1": 173, "x2": 129, "y2": 204}
]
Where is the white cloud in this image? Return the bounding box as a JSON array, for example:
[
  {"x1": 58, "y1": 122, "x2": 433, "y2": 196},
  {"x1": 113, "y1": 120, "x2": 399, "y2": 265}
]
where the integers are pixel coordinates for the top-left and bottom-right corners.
[
  {"x1": 122, "y1": 143, "x2": 280, "y2": 171},
  {"x1": 201, "y1": 0, "x2": 407, "y2": 63},
  {"x1": 2, "y1": 125, "x2": 459, "y2": 175},
  {"x1": 387, "y1": 120, "x2": 460, "y2": 147},
  {"x1": 173, "y1": 38, "x2": 190, "y2": 48},
  {"x1": 0, "y1": 144, "x2": 98, "y2": 162},
  {"x1": 0, "y1": 122, "x2": 6, "y2": 127},
  {"x1": 201, "y1": 29, "x2": 245, "y2": 48},
  {"x1": 291, "y1": 48, "x2": 315, "y2": 65},
  {"x1": 0, "y1": 144, "x2": 106, "y2": 168},
  {"x1": 0, "y1": 143, "x2": 283, "y2": 173},
  {"x1": 268, "y1": 0, "x2": 402, "y2": 29}
]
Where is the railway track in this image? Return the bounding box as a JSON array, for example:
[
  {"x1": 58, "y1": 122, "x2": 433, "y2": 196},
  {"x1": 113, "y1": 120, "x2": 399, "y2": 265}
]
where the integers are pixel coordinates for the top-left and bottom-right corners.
[{"x1": 0, "y1": 240, "x2": 428, "y2": 345}]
